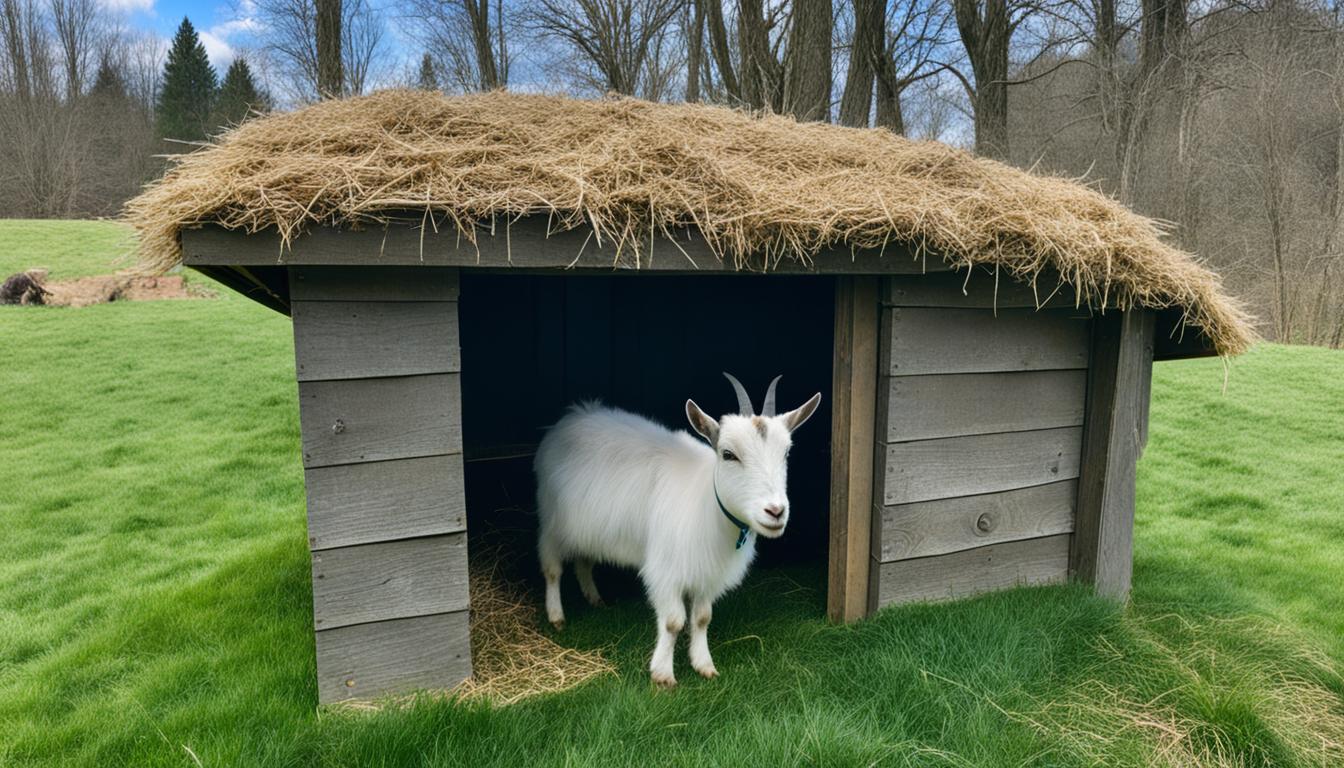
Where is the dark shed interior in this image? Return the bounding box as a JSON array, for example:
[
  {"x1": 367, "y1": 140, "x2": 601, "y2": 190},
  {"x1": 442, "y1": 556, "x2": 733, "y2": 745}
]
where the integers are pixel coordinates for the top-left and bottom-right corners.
[{"x1": 457, "y1": 273, "x2": 837, "y2": 570}]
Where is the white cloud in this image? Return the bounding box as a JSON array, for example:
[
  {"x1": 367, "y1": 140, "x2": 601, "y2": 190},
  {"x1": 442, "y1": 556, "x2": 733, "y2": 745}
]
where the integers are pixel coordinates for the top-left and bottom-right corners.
[
  {"x1": 212, "y1": 18, "x2": 261, "y2": 38},
  {"x1": 199, "y1": 30, "x2": 235, "y2": 71},
  {"x1": 199, "y1": 14, "x2": 263, "y2": 72},
  {"x1": 99, "y1": 0, "x2": 155, "y2": 13}
]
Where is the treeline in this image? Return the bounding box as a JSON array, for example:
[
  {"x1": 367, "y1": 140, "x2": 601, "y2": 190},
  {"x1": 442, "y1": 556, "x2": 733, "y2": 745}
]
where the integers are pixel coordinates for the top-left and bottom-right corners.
[
  {"x1": 3, "y1": 0, "x2": 1343, "y2": 344},
  {"x1": 0, "y1": 5, "x2": 267, "y2": 219}
]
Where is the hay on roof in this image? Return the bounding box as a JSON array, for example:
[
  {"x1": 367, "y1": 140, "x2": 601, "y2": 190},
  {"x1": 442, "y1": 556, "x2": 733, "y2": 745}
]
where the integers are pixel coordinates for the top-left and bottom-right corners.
[{"x1": 123, "y1": 89, "x2": 1255, "y2": 355}]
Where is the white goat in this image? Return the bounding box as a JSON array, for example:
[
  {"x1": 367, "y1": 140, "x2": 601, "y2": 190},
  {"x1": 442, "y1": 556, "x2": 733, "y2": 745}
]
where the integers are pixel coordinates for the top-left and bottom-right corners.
[{"x1": 534, "y1": 373, "x2": 821, "y2": 687}]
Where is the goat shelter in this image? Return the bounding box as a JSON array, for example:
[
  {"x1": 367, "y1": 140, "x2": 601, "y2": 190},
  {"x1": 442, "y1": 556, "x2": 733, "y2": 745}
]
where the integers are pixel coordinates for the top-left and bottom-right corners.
[{"x1": 127, "y1": 90, "x2": 1254, "y2": 705}]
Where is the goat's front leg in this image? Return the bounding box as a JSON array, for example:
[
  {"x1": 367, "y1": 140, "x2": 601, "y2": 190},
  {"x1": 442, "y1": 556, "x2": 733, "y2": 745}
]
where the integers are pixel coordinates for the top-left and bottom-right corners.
[
  {"x1": 649, "y1": 588, "x2": 685, "y2": 688},
  {"x1": 688, "y1": 595, "x2": 717, "y2": 679}
]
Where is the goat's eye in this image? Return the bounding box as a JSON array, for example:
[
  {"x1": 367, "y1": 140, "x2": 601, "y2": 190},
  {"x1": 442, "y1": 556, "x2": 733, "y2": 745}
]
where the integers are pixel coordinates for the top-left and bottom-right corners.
[{"x1": 721, "y1": 449, "x2": 739, "y2": 462}]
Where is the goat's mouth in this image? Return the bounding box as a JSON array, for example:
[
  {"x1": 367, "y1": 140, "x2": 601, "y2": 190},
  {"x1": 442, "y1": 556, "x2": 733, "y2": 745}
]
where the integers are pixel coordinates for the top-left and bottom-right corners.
[{"x1": 756, "y1": 519, "x2": 787, "y2": 537}]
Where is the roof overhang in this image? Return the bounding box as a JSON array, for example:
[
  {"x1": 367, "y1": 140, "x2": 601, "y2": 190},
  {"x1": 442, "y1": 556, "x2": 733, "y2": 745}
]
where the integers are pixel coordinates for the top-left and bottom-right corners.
[{"x1": 181, "y1": 220, "x2": 1218, "y2": 361}]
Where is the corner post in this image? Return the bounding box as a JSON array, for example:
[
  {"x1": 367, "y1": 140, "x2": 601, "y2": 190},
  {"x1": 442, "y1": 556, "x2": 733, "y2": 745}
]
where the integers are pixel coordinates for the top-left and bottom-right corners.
[
  {"x1": 827, "y1": 276, "x2": 880, "y2": 622},
  {"x1": 289, "y1": 266, "x2": 471, "y2": 704},
  {"x1": 1071, "y1": 309, "x2": 1155, "y2": 600}
]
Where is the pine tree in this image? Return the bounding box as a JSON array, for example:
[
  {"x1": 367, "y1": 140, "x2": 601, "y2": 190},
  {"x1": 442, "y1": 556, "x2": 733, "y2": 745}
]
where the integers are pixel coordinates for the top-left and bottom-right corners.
[
  {"x1": 214, "y1": 57, "x2": 265, "y2": 128},
  {"x1": 89, "y1": 56, "x2": 126, "y2": 101},
  {"x1": 417, "y1": 54, "x2": 439, "y2": 92},
  {"x1": 157, "y1": 17, "x2": 217, "y2": 142}
]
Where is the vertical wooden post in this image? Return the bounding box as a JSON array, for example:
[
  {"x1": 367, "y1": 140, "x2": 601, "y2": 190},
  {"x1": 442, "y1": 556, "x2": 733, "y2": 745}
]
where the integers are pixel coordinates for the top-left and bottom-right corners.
[
  {"x1": 1071, "y1": 309, "x2": 1155, "y2": 601},
  {"x1": 289, "y1": 266, "x2": 471, "y2": 704},
  {"x1": 827, "y1": 276, "x2": 880, "y2": 622}
]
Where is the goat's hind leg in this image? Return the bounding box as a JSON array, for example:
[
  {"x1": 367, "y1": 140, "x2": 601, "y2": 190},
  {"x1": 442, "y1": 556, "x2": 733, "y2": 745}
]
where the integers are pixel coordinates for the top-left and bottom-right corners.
[
  {"x1": 575, "y1": 558, "x2": 605, "y2": 607},
  {"x1": 538, "y1": 529, "x2": 566, "y2": 630}
]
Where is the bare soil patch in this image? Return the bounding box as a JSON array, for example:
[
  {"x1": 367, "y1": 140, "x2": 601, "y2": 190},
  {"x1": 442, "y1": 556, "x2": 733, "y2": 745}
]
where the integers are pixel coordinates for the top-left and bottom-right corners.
[{"x1": 2, "y1": 269, "x2": 208, "y2": 307}]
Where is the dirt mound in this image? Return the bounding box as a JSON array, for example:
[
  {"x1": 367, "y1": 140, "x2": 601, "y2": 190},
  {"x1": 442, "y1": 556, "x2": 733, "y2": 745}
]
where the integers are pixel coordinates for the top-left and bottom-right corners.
[{"x1": 4, "y1": 273, "x2": 201, "y2": 307}]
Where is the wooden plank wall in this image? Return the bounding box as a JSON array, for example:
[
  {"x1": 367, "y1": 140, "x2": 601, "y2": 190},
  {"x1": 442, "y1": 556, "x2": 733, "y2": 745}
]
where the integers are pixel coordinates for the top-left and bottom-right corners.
[
  {"x1": 869, "y1": 270, "x2": 1091, "y2": 610},
  {"x1": 289, "y1": 266, "x2": 471, "y2": 704}
]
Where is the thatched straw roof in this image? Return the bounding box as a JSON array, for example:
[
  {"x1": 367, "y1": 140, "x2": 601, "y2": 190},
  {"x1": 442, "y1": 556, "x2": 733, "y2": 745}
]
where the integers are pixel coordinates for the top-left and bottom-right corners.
[{"x1": 125, "y1": 89, "x2": 1254, "y2": 355}]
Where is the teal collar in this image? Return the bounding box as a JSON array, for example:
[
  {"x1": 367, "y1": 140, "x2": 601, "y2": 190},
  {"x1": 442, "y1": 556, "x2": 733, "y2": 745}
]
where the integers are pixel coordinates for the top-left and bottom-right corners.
[{"x1": 713, "y1": 479, "x2": 751, "y2": 550}]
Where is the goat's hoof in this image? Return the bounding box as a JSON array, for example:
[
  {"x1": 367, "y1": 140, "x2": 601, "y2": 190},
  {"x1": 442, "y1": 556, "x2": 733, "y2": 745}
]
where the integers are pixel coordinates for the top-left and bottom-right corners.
[
  {"x1": 695, "y1": 665, "x2": 719, "y2": 680},
  {"x1": 651, "y1": 671, "x2": 677, "y2": 689},
  {"x1": 549, "y1": 618, "x2": 566, "y2": 631},
  {"x1": 586, "y1": 596, "x2": 606, "y2": 608}
]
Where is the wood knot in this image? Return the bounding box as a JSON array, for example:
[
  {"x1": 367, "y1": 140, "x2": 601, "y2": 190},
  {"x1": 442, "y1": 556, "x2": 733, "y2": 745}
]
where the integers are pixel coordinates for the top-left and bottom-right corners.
[
  {"x1": 331, "y1": 419, "x2": 345, "y2": 434},
  {"x1": 975, "y1": 513, "x2": 995, "y2": 534}
]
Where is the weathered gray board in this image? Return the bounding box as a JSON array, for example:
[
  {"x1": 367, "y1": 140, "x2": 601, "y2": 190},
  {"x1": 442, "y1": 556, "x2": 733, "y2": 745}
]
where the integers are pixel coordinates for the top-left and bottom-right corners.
[
  {"x1": 182, "y1": 219, "x2": 957, "y2": 274},
  {"x1": 311, "y1": 533, "x2": 470, "y2": 630},
  {"x1": 874, "y1": 480, "x2": 1078, "y2": 562},
  {"x1": 292, "y1": 301, "x2": 461, "y2": 381},
  {"x1": 297, "y1": 374, "x2": 463, "y2": 468},
  {"x1": 869, "y1": 276, "x2": 1090, "y2": 611},
  {"x1": 304, "y1": 455, "x2": 466, "y2": 550},
  {"x1": 1071, "y1": 309, "x2": 1155, "y2": 601},
  {"x1": 883, "y1": 307, "x2": 1090, "y2": 375},
  {"x1": 315, "y1": 611, "x2": 471, "y2": 703},
  {"x1": 884, "y1": 371, "x2": 1087, "y2": 442},
  {"x1": 881, "y1": 427, "x2": 1083, "y2": 506},
  {"x1": 871, "y1": 534, "x2": 1072, "y2": 604},
  {"x1": 290, "y1": 266, "x2": 471, "y2": 703}
]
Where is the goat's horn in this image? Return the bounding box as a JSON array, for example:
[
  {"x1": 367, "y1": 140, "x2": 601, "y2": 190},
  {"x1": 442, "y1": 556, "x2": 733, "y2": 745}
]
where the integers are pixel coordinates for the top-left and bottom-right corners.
[
  {"x1": 761, "y1": 374, "x2": 783, "y2": 417},
  {"x1": 722, "y1": 372, "x2": 754, "y2": 416}
]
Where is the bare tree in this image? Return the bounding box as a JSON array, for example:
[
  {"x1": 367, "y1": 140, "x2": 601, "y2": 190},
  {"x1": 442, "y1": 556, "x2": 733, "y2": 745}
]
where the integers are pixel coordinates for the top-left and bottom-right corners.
[
  {"x1": 253, "y1": 0, "x2": 387, "y2": 100},
  {"x1": 952, "y1": 0, "x2": 1012, "y2": 157},
  {"x1": 702, "y1": 0, "x2": 740, "y2": 97},
  {"x1": 49, "y1": 0, "x2": 99, "y2": 99},
  {"x1": 782, "y1": 0, "x2": 831, "y2": 120},
  {"x1": 398, "y1": 0, "x2": 508, "y2": 91},
  {"x1": 685, "y1": 0, "x2": 703, "y2": 100},
  {"x1": 839, "y1": 0, "x2": 883, "y2": 126},
  {"x1": 317, "y1": 0, "x2": 343, "y2": 96},
  {"x1": 528, "y1": 0, "x2": 682, "y2": 96}
]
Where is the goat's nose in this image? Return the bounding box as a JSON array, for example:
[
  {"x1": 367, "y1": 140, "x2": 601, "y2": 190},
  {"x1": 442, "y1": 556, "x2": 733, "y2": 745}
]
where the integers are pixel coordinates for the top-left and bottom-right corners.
[{"x1": 764, "y1": 504, "x2": 785, "y2": 519}]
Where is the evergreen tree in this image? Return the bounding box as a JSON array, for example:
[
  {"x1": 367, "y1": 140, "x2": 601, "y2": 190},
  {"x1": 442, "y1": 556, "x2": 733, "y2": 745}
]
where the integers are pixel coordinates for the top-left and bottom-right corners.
[
  {"x1": 157, "y1": 17, "x2": 217, "y2": 141},
  {"x1": 214, "y1": 57, "x2": 265, "y2": 128},
  {"x1": 89, "y1": 56, "x2": 126, "y2": 101},
  {"x1": 417, "y1": 54, "x2": 439, "y2": 92}
]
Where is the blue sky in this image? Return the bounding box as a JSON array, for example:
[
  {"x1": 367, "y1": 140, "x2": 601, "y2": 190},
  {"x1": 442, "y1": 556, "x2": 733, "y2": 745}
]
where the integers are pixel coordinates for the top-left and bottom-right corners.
[{"x1": 111, "y1": 0, "x2": 265, "y2": 72}]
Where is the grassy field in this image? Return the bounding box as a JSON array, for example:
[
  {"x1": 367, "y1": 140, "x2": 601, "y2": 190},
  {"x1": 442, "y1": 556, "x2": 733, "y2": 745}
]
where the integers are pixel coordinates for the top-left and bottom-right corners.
[
  {"x1": 2, "y1": 222, "x2": 1342, "y2": 767},
  {"x1": 0, "y1": 219, "x2": 137, "y2": 279}
]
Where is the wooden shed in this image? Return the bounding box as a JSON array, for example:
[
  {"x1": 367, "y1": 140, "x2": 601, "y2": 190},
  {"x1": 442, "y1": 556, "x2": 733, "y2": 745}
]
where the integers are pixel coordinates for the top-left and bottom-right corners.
[{"x1": 127, "y1": 91, "x2": 1253, "y2": 705}]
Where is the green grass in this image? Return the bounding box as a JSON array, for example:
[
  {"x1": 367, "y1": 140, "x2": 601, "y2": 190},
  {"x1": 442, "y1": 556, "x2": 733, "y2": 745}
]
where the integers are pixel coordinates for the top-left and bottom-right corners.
[
  {"x1": 0, "y1": 219, "x2": 137, "y2": 279},
  {"x1": 2, "y1": 223, "x2": 1342, "y2": 766}
]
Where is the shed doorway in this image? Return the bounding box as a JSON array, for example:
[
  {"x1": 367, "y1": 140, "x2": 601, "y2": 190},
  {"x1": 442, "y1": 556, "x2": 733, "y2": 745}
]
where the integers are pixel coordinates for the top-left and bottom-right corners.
[{"x1": 456, "y1": 273, "x2": 838, "y2": 604}]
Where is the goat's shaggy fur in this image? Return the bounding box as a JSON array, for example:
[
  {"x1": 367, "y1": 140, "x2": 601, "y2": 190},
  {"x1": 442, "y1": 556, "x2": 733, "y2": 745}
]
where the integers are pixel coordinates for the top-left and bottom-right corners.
[{"x1": 534, "y1": 386, "x2": 819, "y2": 687}]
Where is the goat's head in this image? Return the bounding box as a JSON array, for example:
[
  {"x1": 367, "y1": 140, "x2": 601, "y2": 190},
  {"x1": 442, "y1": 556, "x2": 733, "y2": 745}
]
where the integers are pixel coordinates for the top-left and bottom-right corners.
[{"x1": 685, "y1": 373, "x2": 822, "y2": 539}]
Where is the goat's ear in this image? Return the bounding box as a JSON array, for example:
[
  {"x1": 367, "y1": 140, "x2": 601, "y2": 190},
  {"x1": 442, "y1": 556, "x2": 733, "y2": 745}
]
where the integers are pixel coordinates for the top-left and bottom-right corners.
[
  {"x1": 780, "y1": 393, "x2": 822, "y2": 432},
  {"x1": 685, "y1": 399, "x2": 719, "y2": 445}
]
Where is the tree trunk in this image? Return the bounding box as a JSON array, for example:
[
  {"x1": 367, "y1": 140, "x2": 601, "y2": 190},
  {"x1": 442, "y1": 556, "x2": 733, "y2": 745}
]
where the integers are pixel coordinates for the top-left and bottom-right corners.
[
  {"x1": 316, "y1": 0, "x2": 344, "y2": 98},
  {"x1": 1140, "y1": 0, "x2": 1186, "y2": 76},
  {"x1": 839, "y1": 0, "x2": 882, "y2": 127},
  {"x1": 1095, "y1": 0, "x2": 1119, "y2": 138},
  {"x1": 468, "y1": 0, "x2": 501, "y2": 90},
  {"x1": 954, "y1": 0, "x2": 1010, "y2": 158},
  {"x1": 686, "y1": 0, "x2": 704, "y2": 102},
  {"x1": 704, "y1": 0, "x2": 739, "y2": 100},
  {"x1": 782, "y1": 0, "x2": 832, "y2": 122},
  {"x1": 874, "y1": 51, "x2": 904, "y2": 134},
  {"x1": 738, "y1": 0, "x2": 778, "y2": 110}
]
